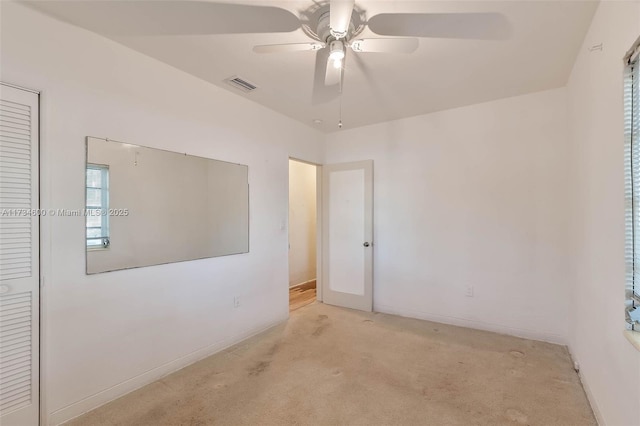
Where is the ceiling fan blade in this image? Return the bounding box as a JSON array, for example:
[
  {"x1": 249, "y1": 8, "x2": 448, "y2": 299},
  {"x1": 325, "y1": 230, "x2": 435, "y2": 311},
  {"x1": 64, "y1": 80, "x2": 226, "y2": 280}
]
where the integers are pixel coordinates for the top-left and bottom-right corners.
[
  {"x1": 350, "y1": 38, "x2": 419, "y2": 54},
  {"x1": 253, "y1": 43, "x2": 325, "y2": 54},
  {"x1": 368, "y1": 13, "x2": 511, "y2": 40},
  {"x1": 325, "y1": 55, "x2": 343, "y2": 87},
  {"x1": 25, "y1": 1, "x2": 301, "y2": 36},
  {"x1": 312, "y1": 49, "x2": 340, "y2": 105},
  {"x1": 329, "y1": 0, "x2": 355, "y2": 38}
]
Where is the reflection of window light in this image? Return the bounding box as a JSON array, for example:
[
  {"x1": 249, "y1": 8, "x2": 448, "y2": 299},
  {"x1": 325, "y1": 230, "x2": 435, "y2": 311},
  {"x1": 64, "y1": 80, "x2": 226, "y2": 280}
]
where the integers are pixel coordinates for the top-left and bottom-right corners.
[{"x1": 86, "y1": 164, "x2": 110, "y2": 249}]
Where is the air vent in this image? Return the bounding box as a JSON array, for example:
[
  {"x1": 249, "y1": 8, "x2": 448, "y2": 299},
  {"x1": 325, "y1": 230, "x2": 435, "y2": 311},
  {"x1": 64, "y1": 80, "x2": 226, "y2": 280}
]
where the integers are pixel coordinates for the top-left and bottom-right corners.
[{"x1": 225, "y1": 76, "x2": 258, "y2": 93}]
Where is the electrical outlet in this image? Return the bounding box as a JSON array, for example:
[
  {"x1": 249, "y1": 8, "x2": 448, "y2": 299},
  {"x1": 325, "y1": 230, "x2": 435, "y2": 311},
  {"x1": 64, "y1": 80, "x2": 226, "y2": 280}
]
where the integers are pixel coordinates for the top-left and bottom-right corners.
[
  {"x1": 234, "y1": 296, "x2": 241, "y2": 308},
  {"x1": 465, "y1": 286, "x2": 474, "y2": 297}
]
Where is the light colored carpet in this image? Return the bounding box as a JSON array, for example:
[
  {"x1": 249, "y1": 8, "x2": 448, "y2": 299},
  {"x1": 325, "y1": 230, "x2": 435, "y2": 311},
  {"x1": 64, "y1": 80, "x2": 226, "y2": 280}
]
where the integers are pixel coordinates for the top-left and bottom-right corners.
[{"x1": 67, "y1": 303, "x2": 596, "y2": 426}]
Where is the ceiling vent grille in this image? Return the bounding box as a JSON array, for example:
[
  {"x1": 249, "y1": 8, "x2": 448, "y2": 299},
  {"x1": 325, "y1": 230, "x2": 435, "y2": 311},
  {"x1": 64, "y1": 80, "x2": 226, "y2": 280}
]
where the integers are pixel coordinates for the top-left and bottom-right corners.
[{"x1": 225, "y1": 76, "x2": 258, "y2": 93}]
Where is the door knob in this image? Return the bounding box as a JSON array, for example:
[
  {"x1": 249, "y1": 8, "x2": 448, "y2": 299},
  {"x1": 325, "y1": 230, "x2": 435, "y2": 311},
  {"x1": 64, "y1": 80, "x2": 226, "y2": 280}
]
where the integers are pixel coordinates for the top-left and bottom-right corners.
[{"x1": 363, "y1": 242, "x2": 370, "y2": 247}]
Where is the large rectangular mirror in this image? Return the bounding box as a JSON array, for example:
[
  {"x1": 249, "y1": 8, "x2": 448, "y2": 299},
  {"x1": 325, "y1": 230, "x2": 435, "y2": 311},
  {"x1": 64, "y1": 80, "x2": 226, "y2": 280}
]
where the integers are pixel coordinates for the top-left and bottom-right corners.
[{"x1": 86, "y1": 137, "x2": 249, "y2": 274}]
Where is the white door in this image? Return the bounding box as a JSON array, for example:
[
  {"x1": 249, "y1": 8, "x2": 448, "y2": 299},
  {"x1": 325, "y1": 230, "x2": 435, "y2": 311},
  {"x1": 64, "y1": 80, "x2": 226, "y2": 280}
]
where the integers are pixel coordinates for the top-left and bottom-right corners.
[
  {"x1": 0, "y1": 84, "x2": 40, "y2": 426},
  {"x1": 322, "y1": 160, "x2": 373, "y2": 311}
]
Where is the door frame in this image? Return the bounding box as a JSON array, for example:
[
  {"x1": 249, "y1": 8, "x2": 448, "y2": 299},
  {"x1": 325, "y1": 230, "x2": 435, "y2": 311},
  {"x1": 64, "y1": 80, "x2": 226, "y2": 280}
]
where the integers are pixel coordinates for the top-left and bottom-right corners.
[
  {"x1": 287, "y1": 157, "x2": 323, "y2": 305},
  {"x1": 37, "y1": 86, "x2": 52, "y2": 426},
  {"x1": 1, "y1": 81, "x2": 43, "y2": 426},
  {"x1": 287, "y1": 158, "x2": 374, "y2": 311}
]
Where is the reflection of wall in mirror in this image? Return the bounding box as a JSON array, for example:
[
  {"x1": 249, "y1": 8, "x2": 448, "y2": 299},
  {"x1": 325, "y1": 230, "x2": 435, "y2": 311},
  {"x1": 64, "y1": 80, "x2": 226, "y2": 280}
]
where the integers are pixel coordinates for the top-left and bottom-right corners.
[
  {"x1": 86, "y1": 137, "x2": 249, "y2": 274},
  {"x1": 206, "y1": 160, "x2": 249, "y2": 256}
]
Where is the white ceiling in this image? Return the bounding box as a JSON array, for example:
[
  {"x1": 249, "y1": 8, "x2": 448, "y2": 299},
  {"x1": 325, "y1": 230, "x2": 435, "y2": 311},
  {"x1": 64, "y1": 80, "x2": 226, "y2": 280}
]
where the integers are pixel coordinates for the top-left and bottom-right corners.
[{"x1": 27, "y1": 0, "x2": 598, "y2": 132}]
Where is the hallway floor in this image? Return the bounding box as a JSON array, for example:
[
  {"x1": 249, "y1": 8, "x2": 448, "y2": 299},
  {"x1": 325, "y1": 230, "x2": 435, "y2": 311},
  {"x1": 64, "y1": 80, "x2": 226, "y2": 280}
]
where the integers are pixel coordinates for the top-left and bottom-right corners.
[
  {"x1": 67, "y1": 303, "x2": 595, "y2": 426},
  {"x1": 289, "y1": 281, "x2": 316, "y2": 312}
]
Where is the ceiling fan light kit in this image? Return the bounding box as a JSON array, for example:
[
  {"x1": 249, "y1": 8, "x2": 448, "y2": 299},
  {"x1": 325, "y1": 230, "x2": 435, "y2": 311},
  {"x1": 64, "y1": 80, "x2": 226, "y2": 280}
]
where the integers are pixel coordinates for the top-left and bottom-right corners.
[
  {"x1": 329, "y1": 41, "x2": 346, "y2": 69},
  {"x1": 329, "y1": 41, "x2": 345, "y2": 60}
]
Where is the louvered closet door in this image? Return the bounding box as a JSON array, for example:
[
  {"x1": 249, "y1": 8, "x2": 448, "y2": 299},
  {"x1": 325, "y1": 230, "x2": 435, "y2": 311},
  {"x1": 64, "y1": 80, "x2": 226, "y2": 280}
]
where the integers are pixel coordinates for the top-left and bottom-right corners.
[{"x1": 0, "y1": 84, "x2": 39, "y2": 426}]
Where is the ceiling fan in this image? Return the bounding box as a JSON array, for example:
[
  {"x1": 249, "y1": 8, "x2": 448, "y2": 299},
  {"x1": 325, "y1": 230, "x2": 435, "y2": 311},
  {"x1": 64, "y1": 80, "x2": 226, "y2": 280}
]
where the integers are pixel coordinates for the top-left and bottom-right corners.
[
  {"x1": 251, "y1": 0, "x2": 509, "y2": 92},
  {"x1": 27, "y1": 0, "x2": 510, "y2": 108}
]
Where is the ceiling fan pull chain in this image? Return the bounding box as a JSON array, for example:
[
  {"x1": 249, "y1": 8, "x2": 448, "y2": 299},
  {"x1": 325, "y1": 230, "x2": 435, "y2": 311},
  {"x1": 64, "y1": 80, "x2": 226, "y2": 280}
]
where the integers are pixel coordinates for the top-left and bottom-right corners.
[{"x1": 338, "y1": 86, "x2": 343, "y2": 129}]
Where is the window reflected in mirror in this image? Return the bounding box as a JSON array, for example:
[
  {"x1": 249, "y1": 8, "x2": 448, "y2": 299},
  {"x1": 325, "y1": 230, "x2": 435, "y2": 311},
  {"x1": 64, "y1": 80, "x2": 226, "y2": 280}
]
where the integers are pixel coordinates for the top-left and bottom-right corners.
[{"x1": 86, "y1": 164, "x2": 110, "y2": 249}]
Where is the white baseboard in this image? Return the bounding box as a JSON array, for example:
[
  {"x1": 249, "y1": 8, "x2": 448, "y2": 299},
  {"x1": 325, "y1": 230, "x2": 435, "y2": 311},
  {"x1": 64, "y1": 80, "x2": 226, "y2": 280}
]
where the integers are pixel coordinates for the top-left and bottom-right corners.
[
  {"x1": 566, "y1": 347, "x2": 605, "y2": 426},
  {"x1": 579, "y1": 373, "x2": 605, "y2": 426},
  {"x1": 375, "y1": 303, "x2": 567, "y2": 345},
  {"x1": 50, "y1": 318, "x2": 286, "y2": 425}
]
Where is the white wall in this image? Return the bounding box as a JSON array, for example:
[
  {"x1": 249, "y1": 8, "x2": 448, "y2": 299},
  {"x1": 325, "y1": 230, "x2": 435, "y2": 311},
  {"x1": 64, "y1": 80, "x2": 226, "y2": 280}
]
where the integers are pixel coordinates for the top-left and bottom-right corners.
[
  {"x1": 288, "y1": 160, "x2": 317, "y2": 287},
  {"x1": 0, "y1": 3, "x2": 322, "y2": 424},
  {"x1": 566, "y1": 1, "x2": 640, "y2": 425},
  {"x1": 324, "y1": 88, "x2": 572, "y2": 343}
]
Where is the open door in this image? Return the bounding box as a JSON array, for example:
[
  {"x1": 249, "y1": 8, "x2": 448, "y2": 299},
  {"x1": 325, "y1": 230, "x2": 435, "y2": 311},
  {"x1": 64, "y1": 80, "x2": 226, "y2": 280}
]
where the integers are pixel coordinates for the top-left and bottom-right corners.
[{"x1": 322, "y1": 160, "x2": 373, "y2": 312}]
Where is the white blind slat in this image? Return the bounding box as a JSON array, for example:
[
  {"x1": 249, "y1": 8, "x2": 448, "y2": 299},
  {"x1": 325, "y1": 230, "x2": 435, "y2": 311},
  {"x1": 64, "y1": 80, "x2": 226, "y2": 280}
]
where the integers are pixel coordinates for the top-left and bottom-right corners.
[{"x1": 626, "y1": 59, "x2": 640, "y2": 329}]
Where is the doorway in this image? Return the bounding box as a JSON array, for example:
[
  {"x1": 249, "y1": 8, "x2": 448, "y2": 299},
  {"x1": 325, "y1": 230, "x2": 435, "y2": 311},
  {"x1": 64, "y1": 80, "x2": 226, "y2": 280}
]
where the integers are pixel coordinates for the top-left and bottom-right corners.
[{"x1": 288, "y1": 159, "x2": 318, "y2": 312}]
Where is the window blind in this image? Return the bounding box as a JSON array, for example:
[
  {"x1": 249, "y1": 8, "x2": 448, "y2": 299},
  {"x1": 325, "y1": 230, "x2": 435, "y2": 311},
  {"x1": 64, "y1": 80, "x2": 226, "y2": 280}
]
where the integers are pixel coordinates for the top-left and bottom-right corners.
[
  {"x1": 86, "y1": 164, "x2": 110, "y2": 248},
  {"x1": 626, "y1": 58, "x2": 640, "y2": 330}
]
